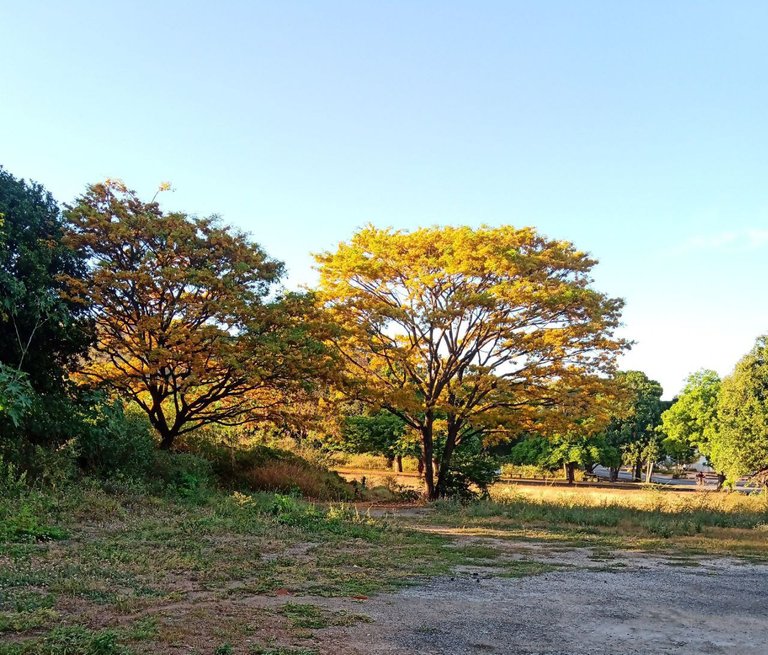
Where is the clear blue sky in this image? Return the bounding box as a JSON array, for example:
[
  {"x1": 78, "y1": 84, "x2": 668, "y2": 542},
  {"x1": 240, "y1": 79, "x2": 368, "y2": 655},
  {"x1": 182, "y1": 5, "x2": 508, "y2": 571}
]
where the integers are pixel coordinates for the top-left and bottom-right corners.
[{"x1": 2, "y1": 1, "x2": 767, "y2": 398}]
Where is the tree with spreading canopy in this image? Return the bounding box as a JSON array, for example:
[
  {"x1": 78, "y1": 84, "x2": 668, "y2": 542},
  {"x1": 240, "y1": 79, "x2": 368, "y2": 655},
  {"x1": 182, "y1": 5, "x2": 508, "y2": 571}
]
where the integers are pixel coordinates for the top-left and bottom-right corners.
[
  {"x1": 660, "y1": 369, "x2": 720, "y2": 469},
  {"x1": 711, "y1": 336, "x2": 768, "y2": 484},
  {"x1": 316, "y1": 224, "x2": 627, "y2": 498},
  {"x1": 600, "y1": 370, "x2": 663, "y2": 481},
  {"x1": 64, "y1": 180, "x2": 332, "y2": 449}
]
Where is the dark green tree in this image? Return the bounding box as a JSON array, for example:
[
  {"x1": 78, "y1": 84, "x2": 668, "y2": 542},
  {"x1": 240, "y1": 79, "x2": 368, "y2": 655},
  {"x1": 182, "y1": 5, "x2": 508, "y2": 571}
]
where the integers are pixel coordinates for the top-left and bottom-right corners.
[
  {"x1": 712, "y1": 336, "x2": 768, "y2": 484},
  {"x1": 0, "y1": 167, "x2": 92, "y2": 453},
  {"x1": 600, "y1": 371, "x2": 664, "y2": 481},
  {"x1": 342, "y1": 410, "x2": 413, "y2": 471}
]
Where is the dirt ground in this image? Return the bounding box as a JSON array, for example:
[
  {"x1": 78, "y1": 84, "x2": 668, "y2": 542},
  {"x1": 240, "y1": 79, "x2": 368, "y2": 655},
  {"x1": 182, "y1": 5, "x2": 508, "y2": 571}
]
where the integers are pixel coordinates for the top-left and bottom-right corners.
[{"x1": 315, "y1": 544, "x2": 768, "y2": 655}]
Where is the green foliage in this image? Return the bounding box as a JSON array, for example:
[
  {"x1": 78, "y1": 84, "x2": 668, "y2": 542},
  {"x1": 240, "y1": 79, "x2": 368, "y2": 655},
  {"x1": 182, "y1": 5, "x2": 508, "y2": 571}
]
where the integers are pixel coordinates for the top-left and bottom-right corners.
[
  {"x1": 660, "y1": 369, "x2": 720, "y2": 465},
  {"x1": 0, "y1": 501, "x2": 66, "y2": 543},
  {"x1": 712, "y1": 336, "x2": 768, "y2": 481},
  {"x1": 0, "y1": 168, "x2": 92, "y2": 395},
  {"x1": 438, "y1": 436, "x2": 500, "y2": 499},
  {"x1": 151, "y1": 452, "x2": 215, "y2": 501},
  {"x1": 0, "y1": 168, "x2": 92, "y2": 461},
  {"x1": 0, "y1": 364, "x2": 33, "y2": 427},
  {"x1": 601, "y1": 370, "x2": 664, "y2": 475},
  {"x1": 509, "y1": 432, "x2": 620, "y2": 475},
  {"x1": 77, "y1": 400, "x2": 156, "y2": 479},
  {"x1": 341, "y1": 410, "x2": 413, "y2": 460}
]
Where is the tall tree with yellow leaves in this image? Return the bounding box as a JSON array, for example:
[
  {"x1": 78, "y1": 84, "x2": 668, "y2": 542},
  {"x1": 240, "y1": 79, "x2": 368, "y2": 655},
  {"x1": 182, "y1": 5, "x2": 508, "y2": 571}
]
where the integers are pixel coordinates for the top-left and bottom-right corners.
[
  {"x1": 65, "y1": 180, "x2": 332, "y2": 449},
  {"x1": 317, "y1": 225, "x2": 627, "y2": 498}
]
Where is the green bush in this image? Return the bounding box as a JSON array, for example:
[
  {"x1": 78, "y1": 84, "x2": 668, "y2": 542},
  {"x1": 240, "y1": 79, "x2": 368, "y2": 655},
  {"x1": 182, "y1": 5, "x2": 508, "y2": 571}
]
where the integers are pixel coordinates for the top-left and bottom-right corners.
[
  {"x1": 151, "y1": 452, "x2": 214, "y2": 501},
  {"x1": 439, "y1": 436, "x2": 501, "y2": 499},
  {"x1": 77, "y1": 400, "x2": 155, "y2": 479},
  {"x1": 180, "y1": 435, "x2": 355, "y2": 500}
]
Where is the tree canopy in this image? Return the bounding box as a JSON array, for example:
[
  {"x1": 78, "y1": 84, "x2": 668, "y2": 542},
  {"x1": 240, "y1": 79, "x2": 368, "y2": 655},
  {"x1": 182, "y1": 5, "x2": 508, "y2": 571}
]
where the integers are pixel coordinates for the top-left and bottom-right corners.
[
  {"x1": 0, "y1": 168, "x2": 93, "y2": 452},
  {"x1": 660, "y1": 369, "x2": 720, "y2": 467},
  {"x1": 0, "y1": 167, "x2": 91, "y2": 392},
  {"x1": 711, "y1": 336, "x2": 768, "y2": 482},
  {"x1": 597, "y1": 370, "x2": 663, "y2": 480},
  {"x1": 317, "y1": 224, "x2": 627, "y2": 498},
  {"x1": 65, "y1": 180, "x2": 332, "y2": 449}
]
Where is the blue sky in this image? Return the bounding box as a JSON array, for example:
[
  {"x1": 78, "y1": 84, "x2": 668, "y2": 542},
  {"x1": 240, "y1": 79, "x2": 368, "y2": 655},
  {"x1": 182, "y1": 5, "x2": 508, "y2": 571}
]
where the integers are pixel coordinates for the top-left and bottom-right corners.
[{"x1": 1, "y1": 1, "x2": 766, "y2": 398}]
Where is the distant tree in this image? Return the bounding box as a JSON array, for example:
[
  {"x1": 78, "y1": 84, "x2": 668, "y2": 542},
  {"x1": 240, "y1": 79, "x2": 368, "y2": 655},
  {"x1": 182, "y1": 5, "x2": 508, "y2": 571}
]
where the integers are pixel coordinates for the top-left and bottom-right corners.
[
  {"x1": 509, "y1": 432, "x2": 619, "y2": 484},
  {"x1": 0, "y1": 167, "x2": 92, "y2": 454},
  {"x1": 600, "y1": 371, "x2": 664, "y2": 481},
  {"x1": 660, "y1": 370, "x2": 721, "y2": 469},
  {"x1": 342, "y1": 410, "x2": 414, "y2": 472},
  {"x1": 711, "y1": 336, "x2": 768, "y2": 484},
  {"x1": 65, "y1": 180, "x2": 332, "y2": 449},
  {"x1": 317, "y1": 225, "x2": 627, "y2": 498}
]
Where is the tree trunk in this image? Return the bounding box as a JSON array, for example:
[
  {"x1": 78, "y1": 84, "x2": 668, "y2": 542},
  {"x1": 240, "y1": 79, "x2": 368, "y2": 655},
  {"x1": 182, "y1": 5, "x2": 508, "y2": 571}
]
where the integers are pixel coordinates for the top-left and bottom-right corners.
[
  {"x1": 434, "y1": 422, "x2": 460, "y2": 499},
  {"x1": 155, "y1": 419, "x2": 175, "y2": 450},
  {"x1": 385, "y1": 455, "x2": 395, "y2": 469},
  {"x1": 421, "y1": 414, "x2": 436, "y2": 500},
  {"x1": 645, "y1": 459, "x2": 654, "y2": 483},
  {"x1": 565, "y1": 462, "x2": 576, "y2": 485},
  {"x1": 396, "y1": 455, "x2": 403, "y2": 473},
  {"x1": 609, "y1": 467, "x2": 619, "y2": 482},
  {"x1": 158, "y1": 431, "x2": 174, "y2": 450},
  {"x1": 417, "y1": 456, "x2": 424, "y2": 476},
  {"x1": 633, "y1": 460, "x2": 642, "y2": 481}
]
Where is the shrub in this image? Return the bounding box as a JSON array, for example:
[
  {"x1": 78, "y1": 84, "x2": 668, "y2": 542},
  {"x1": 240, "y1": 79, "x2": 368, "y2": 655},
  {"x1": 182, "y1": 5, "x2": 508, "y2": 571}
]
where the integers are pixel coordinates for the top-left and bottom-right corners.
[
  {"x1": 77, "y1": 400, "x2": 155, "y2": 479},
  {"x1": 180, "y1": 438, "x2": 355, "y2": 501},
  {"x1": 151, "y1": 452, "x2": 214, "y2": 502},
  {"x1": 440, "y1": 448, "x2": 501, "y2": 500}
]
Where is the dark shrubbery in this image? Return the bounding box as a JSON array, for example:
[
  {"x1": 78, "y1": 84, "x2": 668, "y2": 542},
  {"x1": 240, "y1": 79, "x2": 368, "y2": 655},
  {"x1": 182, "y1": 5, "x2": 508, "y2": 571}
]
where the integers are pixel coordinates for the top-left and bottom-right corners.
[{"x1": 77, "y1": 400, "x2": 156, "y2": 480}]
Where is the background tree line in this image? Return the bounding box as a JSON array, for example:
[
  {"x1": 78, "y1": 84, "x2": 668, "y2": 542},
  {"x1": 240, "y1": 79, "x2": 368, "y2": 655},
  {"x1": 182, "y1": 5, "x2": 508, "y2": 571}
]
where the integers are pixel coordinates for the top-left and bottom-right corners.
[{"x1": 2, "y1": 165, "x2": 766, "y2": 498}]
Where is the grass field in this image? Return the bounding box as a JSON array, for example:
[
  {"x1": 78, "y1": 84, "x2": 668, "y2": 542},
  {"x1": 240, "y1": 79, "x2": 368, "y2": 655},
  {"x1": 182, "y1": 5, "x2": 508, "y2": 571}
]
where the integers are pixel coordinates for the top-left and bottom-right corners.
[
  {"x1": 1, "y1": 481, "x2": 766, "y2": 654},
  {"x1": 423, "y1": 485, "x2": 768, "y2": 560},
  {"x1": 0, "y1": 484, "x2": 499, "y2": 655}
]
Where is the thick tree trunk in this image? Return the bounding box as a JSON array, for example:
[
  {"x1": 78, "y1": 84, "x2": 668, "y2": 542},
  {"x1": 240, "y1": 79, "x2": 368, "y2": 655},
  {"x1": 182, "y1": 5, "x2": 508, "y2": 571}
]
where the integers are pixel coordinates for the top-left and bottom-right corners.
[
  {"x1": 422, "y1": 415, "x2": 436, "y2": 500},
  {"x1": 396, "y1": 455, "x2": 403, "y2": 473},
  {"x1": 633, "y1": 460, "x2": 642, "y2": 481},
  {"x1": 565, "y1": 462, "x2": 576, "y2": 485},
  {"x1": 154, "y1": 417, "x2": 175, "y2": 450},
  {"x1": 385, "y1": 455, "x2": 395, "y2": 469},
  {"x1": 609, "y1": 467, "x2": 619, "y2": 482},
  {"x1": 417, "y1": 456, "x2": 424, "y2": 476},
  {"x1": 158, "y1": 431, "x2": 174, "y2": 450},
  {"x1": 434, "y1": 422, "x2": 460, "y2": 499}
]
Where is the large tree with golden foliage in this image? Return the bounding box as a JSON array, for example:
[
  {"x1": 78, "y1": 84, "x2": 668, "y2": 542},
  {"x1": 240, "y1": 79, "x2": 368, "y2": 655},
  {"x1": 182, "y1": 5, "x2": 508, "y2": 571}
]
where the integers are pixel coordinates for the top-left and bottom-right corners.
[
  {"x1": 316, "y1": 225, "x2": 627, "y2": 498},
  {"x1": 65, "y1": 180, "x2": 332, "y2": 449}
]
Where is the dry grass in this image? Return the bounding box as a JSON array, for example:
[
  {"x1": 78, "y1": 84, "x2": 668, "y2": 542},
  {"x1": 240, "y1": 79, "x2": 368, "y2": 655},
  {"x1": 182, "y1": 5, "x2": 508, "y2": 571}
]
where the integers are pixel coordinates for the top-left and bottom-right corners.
[{"x1": 424, "y1": 485, "x2": 768, "y2": 560}]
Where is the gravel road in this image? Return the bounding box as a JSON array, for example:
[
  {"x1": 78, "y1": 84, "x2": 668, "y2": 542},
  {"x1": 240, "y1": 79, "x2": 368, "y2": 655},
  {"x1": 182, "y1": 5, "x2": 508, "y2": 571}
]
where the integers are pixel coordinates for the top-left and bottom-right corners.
[{"x1": 322, "y1": 552, "x2": 768, "y2": 655}]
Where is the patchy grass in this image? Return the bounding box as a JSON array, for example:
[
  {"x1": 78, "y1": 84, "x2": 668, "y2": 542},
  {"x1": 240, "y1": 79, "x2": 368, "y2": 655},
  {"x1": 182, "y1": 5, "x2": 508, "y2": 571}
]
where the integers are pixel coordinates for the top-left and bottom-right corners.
[
  {"x1": 2, "y1": 478, "x2": 767, "y2": 653},
  {"x1": 0, "y1": 483, "x2": 487, "y2": 654},
  {"x1": 498, "y1": 559, "x2": 562, "y2": 578},
  {"x1": 278, "y1": 602, "x2": 371, "y2": 629},
  {"x1": 424, "y1": 486, "x2": 768, "y2": 560}
]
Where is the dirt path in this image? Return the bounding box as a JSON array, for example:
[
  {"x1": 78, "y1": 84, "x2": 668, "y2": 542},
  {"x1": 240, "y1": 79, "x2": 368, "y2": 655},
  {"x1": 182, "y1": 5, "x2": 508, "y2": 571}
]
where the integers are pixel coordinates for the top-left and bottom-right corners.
[{"x1": 317, "y1": 543, "x2": 768, "y2": 655}]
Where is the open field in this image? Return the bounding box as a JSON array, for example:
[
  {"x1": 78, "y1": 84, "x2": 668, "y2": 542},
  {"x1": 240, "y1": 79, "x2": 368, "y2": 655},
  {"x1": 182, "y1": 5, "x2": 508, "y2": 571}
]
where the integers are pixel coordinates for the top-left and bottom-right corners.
[{"x1": 1, "y1": 484, "x2": 767, "y2": 654}]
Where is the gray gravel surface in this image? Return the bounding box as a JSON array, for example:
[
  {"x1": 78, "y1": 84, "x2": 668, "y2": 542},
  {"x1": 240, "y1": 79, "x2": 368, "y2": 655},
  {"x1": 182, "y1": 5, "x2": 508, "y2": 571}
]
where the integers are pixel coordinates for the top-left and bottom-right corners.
[{"x1": 323, "y1": 555, "x2": 768, "y2": 655}]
